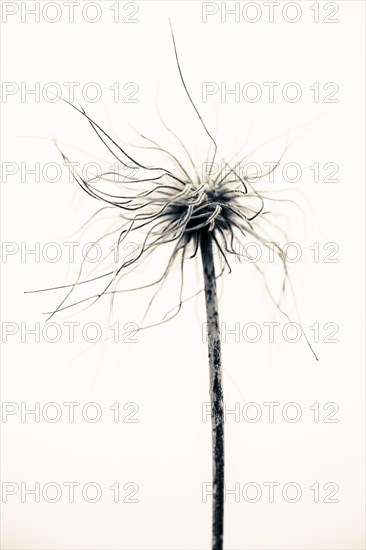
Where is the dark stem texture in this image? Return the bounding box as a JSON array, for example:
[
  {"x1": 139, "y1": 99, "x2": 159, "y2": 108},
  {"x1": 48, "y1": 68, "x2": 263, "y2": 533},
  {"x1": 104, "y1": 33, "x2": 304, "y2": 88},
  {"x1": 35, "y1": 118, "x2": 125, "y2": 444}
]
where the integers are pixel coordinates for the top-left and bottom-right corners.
[{"x1": 200, "y1": 229, "x2": 225, "y2": 550}]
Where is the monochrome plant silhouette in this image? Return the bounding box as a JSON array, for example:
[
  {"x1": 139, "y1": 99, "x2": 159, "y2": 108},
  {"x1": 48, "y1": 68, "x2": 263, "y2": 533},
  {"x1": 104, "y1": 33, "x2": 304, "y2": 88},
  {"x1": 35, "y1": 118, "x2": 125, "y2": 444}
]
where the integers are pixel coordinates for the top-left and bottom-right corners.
[{"x1": 27, "y1": 22, "x2": 316, "y2": 550}]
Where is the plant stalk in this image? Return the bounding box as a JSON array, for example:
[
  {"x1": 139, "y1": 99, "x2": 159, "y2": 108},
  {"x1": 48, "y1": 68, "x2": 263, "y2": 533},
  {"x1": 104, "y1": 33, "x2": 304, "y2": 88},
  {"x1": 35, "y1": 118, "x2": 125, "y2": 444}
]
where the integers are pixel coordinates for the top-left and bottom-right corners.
[{"x1": 200, "y1": 229, "x2": 224, "y2": 550}]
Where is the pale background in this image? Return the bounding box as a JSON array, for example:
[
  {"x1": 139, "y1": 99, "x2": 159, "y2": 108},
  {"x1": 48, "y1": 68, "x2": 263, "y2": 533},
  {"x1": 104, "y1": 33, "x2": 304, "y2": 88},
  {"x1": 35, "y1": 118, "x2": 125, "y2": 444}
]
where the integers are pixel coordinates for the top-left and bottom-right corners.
[{"x1": 1, "y1": 1, "x2": 365, "y2": 549}]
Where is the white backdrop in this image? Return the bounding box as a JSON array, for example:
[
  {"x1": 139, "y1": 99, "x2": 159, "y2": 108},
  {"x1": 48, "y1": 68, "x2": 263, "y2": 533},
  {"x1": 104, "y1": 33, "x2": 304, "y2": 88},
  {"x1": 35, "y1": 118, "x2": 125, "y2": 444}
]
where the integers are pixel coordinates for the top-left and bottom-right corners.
[{"x1": 1, "y1": 1, "x2": 365, "y2": 549}]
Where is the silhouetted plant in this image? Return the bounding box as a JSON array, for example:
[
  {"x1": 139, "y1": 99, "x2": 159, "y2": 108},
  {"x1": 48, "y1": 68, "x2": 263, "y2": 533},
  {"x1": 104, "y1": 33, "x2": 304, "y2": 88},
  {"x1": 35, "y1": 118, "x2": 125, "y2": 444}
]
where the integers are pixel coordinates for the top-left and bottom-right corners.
[{"x1": 27, "y1": 22, "x2": 316, "y2": 550}]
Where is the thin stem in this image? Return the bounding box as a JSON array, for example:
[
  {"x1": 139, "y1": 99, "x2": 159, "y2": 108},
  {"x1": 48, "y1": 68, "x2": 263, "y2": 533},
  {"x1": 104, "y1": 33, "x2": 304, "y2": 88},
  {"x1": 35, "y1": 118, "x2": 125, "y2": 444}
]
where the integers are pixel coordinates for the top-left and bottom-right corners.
[{"x1": 200, "y1": 229, "x2": 224, "y2": 550}]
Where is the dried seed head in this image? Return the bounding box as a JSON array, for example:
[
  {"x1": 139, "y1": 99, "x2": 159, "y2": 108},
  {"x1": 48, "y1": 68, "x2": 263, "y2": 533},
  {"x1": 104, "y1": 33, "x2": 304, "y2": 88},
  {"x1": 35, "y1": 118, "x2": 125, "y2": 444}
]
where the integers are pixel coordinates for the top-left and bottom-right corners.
[{"x1": 29, "y1": 22, "x2": 301, "y2": 346}]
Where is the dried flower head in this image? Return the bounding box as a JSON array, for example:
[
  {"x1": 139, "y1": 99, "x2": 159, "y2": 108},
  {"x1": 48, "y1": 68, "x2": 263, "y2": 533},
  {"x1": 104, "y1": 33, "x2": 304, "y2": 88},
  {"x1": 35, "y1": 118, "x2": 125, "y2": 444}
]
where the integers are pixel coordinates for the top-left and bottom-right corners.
[{"x1": 38, "y1": 27, "x2": 293, "y2": 332}]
